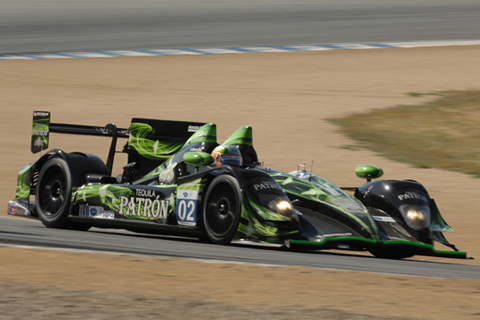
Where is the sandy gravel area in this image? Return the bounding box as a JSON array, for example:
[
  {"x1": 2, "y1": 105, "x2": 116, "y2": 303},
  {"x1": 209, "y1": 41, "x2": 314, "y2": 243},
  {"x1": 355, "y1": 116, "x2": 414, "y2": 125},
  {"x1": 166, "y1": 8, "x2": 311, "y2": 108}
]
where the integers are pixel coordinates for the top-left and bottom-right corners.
[
  {"x1": 1, "y1": 46, "x2": 480, "y2": 319},
  {"x1": 1, "y1": 247, "x2": 479, "y2": 320}
]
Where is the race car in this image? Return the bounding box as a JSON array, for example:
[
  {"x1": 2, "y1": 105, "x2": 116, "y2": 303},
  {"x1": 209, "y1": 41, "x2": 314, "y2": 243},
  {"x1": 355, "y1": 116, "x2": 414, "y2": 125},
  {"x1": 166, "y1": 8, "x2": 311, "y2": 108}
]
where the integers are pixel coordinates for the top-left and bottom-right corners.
[{"x1": 7, "y1": 111, "x2": 468, "y2": 259}]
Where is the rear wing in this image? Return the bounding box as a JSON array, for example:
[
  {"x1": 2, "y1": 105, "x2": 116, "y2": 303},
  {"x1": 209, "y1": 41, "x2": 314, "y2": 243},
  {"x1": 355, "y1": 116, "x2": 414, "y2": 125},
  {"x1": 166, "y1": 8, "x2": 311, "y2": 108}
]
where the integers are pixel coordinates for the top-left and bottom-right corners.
[
  {"x1": 32, "y1": 111, "x2": 129, "y2": 175},
  {"x1": 31, "y1": 111, "x2": 209, "y2": 176}
]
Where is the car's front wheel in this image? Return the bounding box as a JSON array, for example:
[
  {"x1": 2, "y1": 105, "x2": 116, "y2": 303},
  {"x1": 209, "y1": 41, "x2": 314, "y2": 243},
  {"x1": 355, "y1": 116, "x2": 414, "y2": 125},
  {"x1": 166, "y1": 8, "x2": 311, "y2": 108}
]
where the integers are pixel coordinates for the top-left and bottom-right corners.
[
  {"x1": 368, "y1": 248, "x2": 414, "y2": 259},
  {"x1": 203, "y1": 175, "x2": 242, "y2": 244}
]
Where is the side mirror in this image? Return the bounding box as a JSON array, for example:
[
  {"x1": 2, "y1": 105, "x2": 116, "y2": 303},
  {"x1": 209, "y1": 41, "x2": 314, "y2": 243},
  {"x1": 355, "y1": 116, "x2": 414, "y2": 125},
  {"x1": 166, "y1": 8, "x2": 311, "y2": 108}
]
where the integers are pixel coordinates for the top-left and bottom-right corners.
[
  {"x1": 183, "y1": 152, "x2": 214, "y2": 167},
  {"x1": 355, "y1": 164, "x2": 383, "y2": 182}
]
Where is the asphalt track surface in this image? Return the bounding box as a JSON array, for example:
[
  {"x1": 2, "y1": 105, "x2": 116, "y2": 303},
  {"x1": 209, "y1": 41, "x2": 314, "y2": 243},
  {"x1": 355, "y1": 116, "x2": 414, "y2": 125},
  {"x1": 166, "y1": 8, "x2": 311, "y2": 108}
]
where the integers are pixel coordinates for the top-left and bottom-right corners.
[
  {"x1": 2, "y1": 217, "x2": 479, "y2": 280},
  {"x1": 2, "y1": 0, "x2": 480, "y2": 54},
  {"x1": 3, "y1": 1, "x2": 480, "y2": 280}
]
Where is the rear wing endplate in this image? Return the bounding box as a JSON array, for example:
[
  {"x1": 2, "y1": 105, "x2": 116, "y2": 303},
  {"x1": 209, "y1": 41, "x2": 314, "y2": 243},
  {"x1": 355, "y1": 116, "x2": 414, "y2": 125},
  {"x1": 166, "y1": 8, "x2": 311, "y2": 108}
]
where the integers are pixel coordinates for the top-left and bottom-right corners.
[{"x1": 32, "y1": 111, "x2": 129, "y2": 153}]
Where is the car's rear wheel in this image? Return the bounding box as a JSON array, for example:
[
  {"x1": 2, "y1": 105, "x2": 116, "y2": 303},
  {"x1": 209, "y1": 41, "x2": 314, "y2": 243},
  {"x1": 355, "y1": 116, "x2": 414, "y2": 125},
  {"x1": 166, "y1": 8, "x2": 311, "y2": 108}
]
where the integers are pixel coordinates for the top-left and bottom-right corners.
[
  {"x1": 203, "y1": 175, "x2": 242, "y2": 244},
  {"x1": 36, "y1": 157, "x2": 89, "y2": 230}
]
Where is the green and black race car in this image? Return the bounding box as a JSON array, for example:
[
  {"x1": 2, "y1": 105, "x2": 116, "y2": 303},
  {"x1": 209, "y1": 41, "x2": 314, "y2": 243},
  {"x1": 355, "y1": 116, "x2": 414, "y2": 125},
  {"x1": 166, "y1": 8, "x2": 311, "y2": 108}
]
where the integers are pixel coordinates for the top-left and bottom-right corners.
[{"x1": 8, "y1": 111, "x2": 468, "y2": 259}]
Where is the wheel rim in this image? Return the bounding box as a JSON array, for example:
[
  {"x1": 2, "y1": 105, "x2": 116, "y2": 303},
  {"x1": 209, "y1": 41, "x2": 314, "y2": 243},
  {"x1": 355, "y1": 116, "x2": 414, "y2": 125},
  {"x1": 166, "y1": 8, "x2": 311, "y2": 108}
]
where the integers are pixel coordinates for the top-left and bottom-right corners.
[
  {"x1": 205, "y1": 182, "x2": 238, "y2": 238},
  {"x1": 38, "y1": 166, "x2": 66, "y2": 217}
]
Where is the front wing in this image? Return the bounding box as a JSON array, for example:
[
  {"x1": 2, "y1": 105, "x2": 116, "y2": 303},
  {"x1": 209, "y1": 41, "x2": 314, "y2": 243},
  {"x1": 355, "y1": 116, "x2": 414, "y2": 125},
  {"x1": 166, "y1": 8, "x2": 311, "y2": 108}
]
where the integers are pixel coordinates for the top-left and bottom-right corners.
[{"x1": 286, "y1": 236, "x2": 468, "y2": 259}]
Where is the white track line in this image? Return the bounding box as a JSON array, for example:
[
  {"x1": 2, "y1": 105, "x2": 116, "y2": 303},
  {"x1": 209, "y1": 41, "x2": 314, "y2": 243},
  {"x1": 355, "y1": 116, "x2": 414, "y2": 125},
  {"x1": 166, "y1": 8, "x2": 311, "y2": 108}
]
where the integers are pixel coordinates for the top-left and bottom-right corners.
[{"x1": 2, "y1": 40, "x2": 480, "y2": 60}]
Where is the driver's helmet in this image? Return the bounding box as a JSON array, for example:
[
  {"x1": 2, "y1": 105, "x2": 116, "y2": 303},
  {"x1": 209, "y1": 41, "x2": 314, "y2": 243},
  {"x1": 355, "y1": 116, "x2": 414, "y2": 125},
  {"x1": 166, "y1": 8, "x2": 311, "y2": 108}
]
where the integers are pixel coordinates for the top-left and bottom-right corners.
[{"x1": 211, "y1": 145, "x2": 243, "y2": 168}]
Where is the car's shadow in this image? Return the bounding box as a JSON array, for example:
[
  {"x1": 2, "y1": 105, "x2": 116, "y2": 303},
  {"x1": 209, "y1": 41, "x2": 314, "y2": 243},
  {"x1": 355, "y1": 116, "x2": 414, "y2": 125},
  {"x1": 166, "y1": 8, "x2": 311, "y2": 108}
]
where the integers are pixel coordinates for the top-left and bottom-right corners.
[{"x1": 86, "y1": 227, "x2": 473, "y2": 266}]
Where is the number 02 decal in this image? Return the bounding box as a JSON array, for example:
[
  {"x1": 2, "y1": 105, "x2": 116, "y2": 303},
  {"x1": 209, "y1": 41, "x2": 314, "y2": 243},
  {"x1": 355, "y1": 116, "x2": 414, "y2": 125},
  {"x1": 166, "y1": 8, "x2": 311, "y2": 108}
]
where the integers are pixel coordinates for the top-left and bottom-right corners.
[{"x1": 176, "y1": 189, "x2": 198, "y2": 226}]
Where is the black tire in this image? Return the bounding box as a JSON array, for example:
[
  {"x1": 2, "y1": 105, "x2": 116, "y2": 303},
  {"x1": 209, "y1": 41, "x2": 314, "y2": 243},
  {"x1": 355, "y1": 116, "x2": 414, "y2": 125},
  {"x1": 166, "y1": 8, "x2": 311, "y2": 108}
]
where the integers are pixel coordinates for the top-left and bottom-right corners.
[
  {"x1": 368, "y1": 248, "x2": 414, "y2": 260},
  {"x1": 36, "y1": 157, "x2": 82, "y2": 229},
  {"x1": 203, "y1": 175, "x2": 242, "y2": 244}
]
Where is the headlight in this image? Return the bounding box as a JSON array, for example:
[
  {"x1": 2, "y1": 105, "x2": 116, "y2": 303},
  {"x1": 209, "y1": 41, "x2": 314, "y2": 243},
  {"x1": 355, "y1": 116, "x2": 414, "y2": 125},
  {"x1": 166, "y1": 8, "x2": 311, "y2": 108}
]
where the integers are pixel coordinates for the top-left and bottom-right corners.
[
  {"x1": 399, "y1": 204, "x2": 431, "y2": 229},
  {"x1": 260, "y1": 196, "x2": 295, "y2": 219},
  {"x1": 268, "y1": 199, "x2": 293, "y2": 213}
]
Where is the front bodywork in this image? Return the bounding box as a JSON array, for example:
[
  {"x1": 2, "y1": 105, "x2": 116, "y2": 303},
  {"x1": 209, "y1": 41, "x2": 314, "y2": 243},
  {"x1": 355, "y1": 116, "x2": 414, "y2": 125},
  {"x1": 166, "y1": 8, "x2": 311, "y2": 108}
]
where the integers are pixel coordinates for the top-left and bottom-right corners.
[{"x1": 262, "y1": 169, "x2": 466, "y2": 259}]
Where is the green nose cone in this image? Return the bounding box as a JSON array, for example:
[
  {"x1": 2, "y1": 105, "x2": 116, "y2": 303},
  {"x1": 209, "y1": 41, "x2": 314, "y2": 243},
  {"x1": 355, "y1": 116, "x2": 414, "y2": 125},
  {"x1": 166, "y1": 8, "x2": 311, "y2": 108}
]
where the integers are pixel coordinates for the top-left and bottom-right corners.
[{"x1": 355, "y1": 164, "x2": 384, "y2": 181}]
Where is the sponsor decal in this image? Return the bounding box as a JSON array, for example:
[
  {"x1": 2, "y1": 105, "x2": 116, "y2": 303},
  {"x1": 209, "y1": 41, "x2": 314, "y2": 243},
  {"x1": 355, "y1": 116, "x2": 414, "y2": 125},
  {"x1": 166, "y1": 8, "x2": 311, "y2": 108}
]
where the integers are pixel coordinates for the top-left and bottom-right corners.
[
  {"x1": 253, "y1": 181, "x2": 280, "y2": 191},
  {"x1": 32, "y1": 124, "x2": 49, "y2": 136},
  {"x1": 320, "y1": 232, "x2": 353, "y2": 238},
  {"x1": 397, "y1": 191, "x2": 429, "y2": 203},
  {"x1": 8, "y1": 203, "x2": 17, "y2": 215},
  {"x1": 89, "y1": 206, "x2": 104, "y2": 217},
  {"x1": 79, "y1": 204, "x2": 88, "y2": 217},
  {"x1": 192, "y1": 130, "x2": 208, "y2": 137},
  {"x1": 33, "y1": 111, "x2": 50, "y2": 117},
  {"x1": 15, "y1": 206, "x2": 29, "y2": 216},
  {"x1": 79, "y1": 204, "x2": 110, "y2": 219},
  {"x1": 188, "y1": 125, "x2": 202, "y2": 132},
  {"x1": 180, "y1": 190, "x2": 197, "y2": 200},
  {"x1": 176, "y1": 189, "x2": 198, "y2": 226},
  {"x1": 372, "y1": 216, "x2": 396, "y2": 223},
  {"x1": 135, "y1": 189, "x2": 156, "y2": 197},
  {"x1": 33, "y1": 137, "x2": 44, "y2": 147},
  {"x1": 103, "y1": 211, "x2": 115, "y2": 219},
  {"x1": 119, "y1": 193, "x2": 169, "y2": 219}
]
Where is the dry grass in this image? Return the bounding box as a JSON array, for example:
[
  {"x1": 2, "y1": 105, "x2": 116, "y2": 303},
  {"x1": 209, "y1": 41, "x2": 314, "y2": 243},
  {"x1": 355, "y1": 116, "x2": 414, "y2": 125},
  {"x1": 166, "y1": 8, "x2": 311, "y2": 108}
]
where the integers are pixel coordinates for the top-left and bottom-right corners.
[{"x1": 331, "y1": 90, "x2": 480, "y2": 177}]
